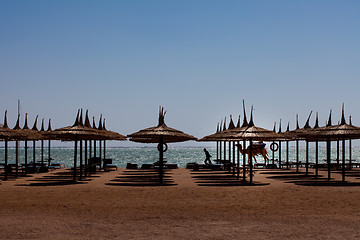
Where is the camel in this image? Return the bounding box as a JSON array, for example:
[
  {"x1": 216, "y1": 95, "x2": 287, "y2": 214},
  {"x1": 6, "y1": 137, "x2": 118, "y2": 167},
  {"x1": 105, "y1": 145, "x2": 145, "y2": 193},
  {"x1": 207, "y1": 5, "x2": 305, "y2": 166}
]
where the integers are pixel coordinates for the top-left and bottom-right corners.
[{"x1": 235, "y1": 143, "x2": 270, "y2": 165}]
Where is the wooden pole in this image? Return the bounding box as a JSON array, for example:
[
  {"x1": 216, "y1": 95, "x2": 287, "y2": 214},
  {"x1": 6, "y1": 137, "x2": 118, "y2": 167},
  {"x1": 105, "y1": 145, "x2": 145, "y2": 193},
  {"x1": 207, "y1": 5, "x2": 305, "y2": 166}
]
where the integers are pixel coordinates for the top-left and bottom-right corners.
[
  {"x1": 249, "y1": 139, "x2": 253, "y2": 184},
  {"x1": 73, "y1": 140, "x2": 78, "y2": 182},
  {"x1": 41, "y1": 139, "x2": 44, "y2": 167},
  {"x1": 327, "y1": 139, "x2": 331, "y2": 181},
  {"x1": 232, "y1": 141, "x2": 235, "y2": 175},
  {"x1": 305, "y1": 140, "x2": 309, "y2": 175},
  {"x1": 99, "y1": 140, "x2": 102, "y2": 170},
  {"x1": 272, "y1": 141, "x2": 275, "y2": 164},
  {"x1": 84, "y1": 140, "x2": 88, "y2": 177},
  {"x1": 219, "y1": 140, "x2": 222, "y2": 163},
  {"x1": 286, "y1": 140, "x2": 289, "y2": 169},
  {"x1": 93, "y1": 140, "x2": 96, "y2": 158},
  {"x1": 103, "y1": 140, "x2": 106, "y2": 160},
  {"x1": 4, "y1": 139, "x2": 8, "y2": 180},
  {"x1": 342, "y1": 137, "x2": 346, "y2": 182},
  {"x1": 216, "y1": 141, "x2": 219, "y2": 161},
  {"x1": 33, "y1": 140, "x2": 36, "y2": 172},
  {"x1": 79, "y1": 140, "x2": 83, "y2": 180},
  {"x1": 296, "y1": 140, "x2": 299, "y2": 172},
  {"x1": 15, "y1": 141, "x2": 19, "y2": 178},
  {"x1": 159, "y1": 136, "x2": 164, "y2": 184},
  {"x1": 349, "y1": 139, "x2": 352, "y2": 170},
  {"x1": 237, "y1": 140, "x2": 240, "y2": 179},
  {"x1": 336, "y1": 140, "x2": 340, "y2": 166},
  {"x1": 24, "y1": 140, "x2": 28, "y2": 173},
  {"x1": 48, "y1": 140, "x2": 51, "y2": 166},
  {"x1": 242, "y1": 140, "x2": 246, "y2": 181},
  {"x1": 278, "y1": 141, "x2": 282, "y2": 168},
  {"x1": 315, "y1": 139, "x2": 319, "y2": 178}
]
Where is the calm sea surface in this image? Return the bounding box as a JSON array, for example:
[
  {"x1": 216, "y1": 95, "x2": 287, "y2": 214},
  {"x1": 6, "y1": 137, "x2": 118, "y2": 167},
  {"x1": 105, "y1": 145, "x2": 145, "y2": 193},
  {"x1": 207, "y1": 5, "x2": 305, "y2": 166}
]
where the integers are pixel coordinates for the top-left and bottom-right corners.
[{"x1": 1, "y1": 144, "x2": 359, "y2": 168}]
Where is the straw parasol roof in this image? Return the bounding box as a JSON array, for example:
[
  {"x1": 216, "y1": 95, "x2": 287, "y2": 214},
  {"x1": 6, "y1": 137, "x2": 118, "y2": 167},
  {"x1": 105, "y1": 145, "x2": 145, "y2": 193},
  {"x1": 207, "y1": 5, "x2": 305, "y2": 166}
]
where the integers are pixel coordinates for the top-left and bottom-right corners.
[
  {"x1": 128, "y1": 107, "x2": 197, "y2": 143},
  {"x1": 307, "y1": 105, "x2": 360, "y2": 141},
  {"x1": 84, "y1": 111, "x2": 126, "y2": 141},
  {"x1": 199, "y1": 100, "x2": 250, "y2": 142},
  {"x1": 283, "y1": 112, "x2": 313, "y2": 140},
  {"x1": 11, "y1": 113, "x2": 42, "y2": 141},
  {"x1": 223, "y1": 106, "x2": 286, "y2": 141},
  {"x1": 44, "y1": 110, "x2": 105, "y2": 141}
]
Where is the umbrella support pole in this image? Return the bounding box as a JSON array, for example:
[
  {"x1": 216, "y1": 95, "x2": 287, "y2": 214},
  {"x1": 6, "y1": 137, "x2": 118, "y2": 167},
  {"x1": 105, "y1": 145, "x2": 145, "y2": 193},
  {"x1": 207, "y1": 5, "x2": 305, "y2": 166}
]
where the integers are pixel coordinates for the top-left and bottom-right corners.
[
  {"x1": 219, "y1": 141, "x2": 222, "y2": 163},
  {"x1": 286, "y1": 141, "x2": 289, "y2": 169},
  {"x1": 249, "y1": 139, "x2": 253, "y2": 184},
  {"x1": 336, "y1": 140, "x2": 340, "y2": 166},
  {"x1": 237, "y1": 141, "x2": 240, "y2": 179},
  {"x1": 4, "y1": 139, "x2": 8, "y2": 180},
  {"x1": 159, "y1": 137, "x2": 164, "y2": 184},
  {"x1": 84, "y1": 140, "x2": 88, "y2": 177},
  {"x1": 104, "y1": 140, "x2": 106, "y2": 159},
  {"x1": 41, "y1": 140, "x2": 44, "y2": 168},
  {"x1": 296, "y1": 140, "x2": 299, "y2": 173},
  {"x1": 223, "y1": 141, "x2": 226, "y2": 166},
  {"x1": 242, "y1": 140, "x2": 246, "y2": 181},
  {"x1": 306, "y1": 140, "x2": 309, "y2": 175},
  {"x1": 315, "y1": 139, "x2": 319, "y2": 178},
  {"x1": 349, "y1": 139, "x2": 352, "y2": 170},
  {"x1": 279, "y1": 141, "x2": 282, "y2": 169},
  {"x1": 99, "y1": 141, "x2": 102, "y2": 170},
  {"x1": 342, "y1": 137, "x2": 346, "y2": 182},
  {"x1": 33, "y1": 141, "x2": 36, "y2": 173},
  {"x1": 74, "y1": 140, "x2": 78, "y2": 182},
  {"x1": 327, "y1": 139, "x2": 331, "y2": 181},
  {"x1": 232, "y1": 141, "x2": 235, "y2": 175},
  {"x1": 48, "y1": 140, "x2": 51, "y2": 166},
  {"x1": 15, "y1": 141, "x2": 19, "y2": 178},
  {"x1": 25, "y1": 141, "x2": 28, "y2": 173},
  {"x1": 93, "y1": 140, "x2": 96, "y2": 159},
  {"x1": 272, "y1": 141, "x2": 275, "y2": 165},
  {"x1": 79, "y1": 140, "x2": 83, "y2": 181}
]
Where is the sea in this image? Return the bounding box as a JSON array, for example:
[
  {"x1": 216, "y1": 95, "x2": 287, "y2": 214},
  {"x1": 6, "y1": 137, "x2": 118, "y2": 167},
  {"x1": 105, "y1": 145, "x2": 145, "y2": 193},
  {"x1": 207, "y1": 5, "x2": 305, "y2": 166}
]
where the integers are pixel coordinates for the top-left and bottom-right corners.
[{"x1": 0, "y1": 143, "x2": 359, "y2": 168}]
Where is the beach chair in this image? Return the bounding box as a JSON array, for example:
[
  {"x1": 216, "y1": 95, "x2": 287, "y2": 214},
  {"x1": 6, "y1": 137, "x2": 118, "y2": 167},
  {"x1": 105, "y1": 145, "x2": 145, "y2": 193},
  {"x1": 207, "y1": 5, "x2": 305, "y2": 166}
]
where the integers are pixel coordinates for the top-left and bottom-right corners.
[
  {"x1": 126, "y1": 163, "x2": 138, "y2": 169},
  {"x1": 103, "y1": 159, "x2": 117, "y2": 171}
]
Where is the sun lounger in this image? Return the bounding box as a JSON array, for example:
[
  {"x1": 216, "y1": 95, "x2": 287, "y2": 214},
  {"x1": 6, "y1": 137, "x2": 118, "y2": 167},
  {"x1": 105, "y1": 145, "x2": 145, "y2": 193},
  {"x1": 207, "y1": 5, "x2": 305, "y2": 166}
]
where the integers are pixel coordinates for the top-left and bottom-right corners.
[
  {"x1": 103, "y1": 159, "x2": 117, "y2": 171},
  {"x1": 126, "y1": 163, "x2": 138, "y2": 169},
  {"x1": 141, "y1": 164, "x2": 154, "y2": 169}
]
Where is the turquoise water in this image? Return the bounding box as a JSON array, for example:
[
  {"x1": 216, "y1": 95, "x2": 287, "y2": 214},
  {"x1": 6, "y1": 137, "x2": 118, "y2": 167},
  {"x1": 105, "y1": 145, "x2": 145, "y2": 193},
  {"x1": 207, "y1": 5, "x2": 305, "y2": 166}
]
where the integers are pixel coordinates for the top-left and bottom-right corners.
[{"x1": 0, "y1": 144, "x2": 359, "y2": 168}]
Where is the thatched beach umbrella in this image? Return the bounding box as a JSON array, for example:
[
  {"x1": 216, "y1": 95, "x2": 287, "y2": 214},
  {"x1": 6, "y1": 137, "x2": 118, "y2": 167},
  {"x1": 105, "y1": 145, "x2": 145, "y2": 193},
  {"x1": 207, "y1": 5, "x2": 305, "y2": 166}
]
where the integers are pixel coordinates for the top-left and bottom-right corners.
[
  {"x1": 0, "y1": 111, "x2": 22, "y2": 180},
  {"x1": 44, "y1": 110, "x2": 106, "y2": 181},
  {"x1": 223, "y1": 107, "x2": 285, "y2": 183},
  {"x1": 283, "y1": 112, "x2": 313, "y2": 173},
  {"x1": 307, "y1": 105, "x2": 360, "y2": 182},
  {"x1": 306, "y1": 110, "x2": 334, "y2": 180},
  {"x1": 128, "y1": 107, "x2": 197, "y2": 184}
]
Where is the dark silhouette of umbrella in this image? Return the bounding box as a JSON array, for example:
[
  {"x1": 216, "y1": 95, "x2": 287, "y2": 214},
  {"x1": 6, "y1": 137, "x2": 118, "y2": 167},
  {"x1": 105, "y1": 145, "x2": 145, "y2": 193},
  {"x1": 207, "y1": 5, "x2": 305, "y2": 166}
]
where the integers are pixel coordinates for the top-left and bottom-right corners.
[
  {"x1": 284, "y1": 112, "x2": 313, "y2": 174},
  {"x1": 44, "y1": 110, "x2": 107, "y2": 181},
  {"x1": 128, "y1": 106, "x2": 197, "y2": 184},
  {"x1": 307, "y1": 105, "x2": 360, "y2": 182},
  {"x1": 227, "y1": 106, "x2": 285, "y2": 183},
  {"x1": 0, "y1": 111, "x2": 26, "y2": 180}
]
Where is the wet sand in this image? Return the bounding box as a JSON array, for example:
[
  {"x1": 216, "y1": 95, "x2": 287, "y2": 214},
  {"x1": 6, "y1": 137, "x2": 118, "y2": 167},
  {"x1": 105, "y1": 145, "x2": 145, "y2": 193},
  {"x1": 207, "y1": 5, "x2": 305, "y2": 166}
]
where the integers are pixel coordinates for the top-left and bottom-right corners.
[{"x1": 1, "y1": 167, "x2": 360, "y2": 239}]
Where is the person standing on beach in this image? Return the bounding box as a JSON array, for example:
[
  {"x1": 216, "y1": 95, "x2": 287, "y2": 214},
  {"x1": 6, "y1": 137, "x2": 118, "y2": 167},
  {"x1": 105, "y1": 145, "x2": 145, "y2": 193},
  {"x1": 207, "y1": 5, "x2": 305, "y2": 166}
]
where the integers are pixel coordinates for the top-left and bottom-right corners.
[{"x1": 203, "y1": 148, "x2": 212, "y2": 165}]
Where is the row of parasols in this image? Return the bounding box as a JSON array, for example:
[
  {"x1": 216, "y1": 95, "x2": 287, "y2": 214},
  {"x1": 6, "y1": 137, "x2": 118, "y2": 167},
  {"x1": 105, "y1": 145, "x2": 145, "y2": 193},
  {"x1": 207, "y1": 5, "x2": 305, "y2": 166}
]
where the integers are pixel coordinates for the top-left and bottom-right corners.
[
  {"x1": 0, "y1": 107, "x2": 197, "y2": 183},
  {"x1": 199, "y1": 101, "x2": 360, "y2": 184},
  {"x1": 1, "y1": 102, "x2": 359, "y2": 184}
]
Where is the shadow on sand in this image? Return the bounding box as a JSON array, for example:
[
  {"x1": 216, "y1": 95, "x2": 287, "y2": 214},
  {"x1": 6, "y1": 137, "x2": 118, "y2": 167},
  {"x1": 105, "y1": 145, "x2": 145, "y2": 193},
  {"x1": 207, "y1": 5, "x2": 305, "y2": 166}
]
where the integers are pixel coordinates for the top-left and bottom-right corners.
[
  {"x1": 191, "y1": 169, "x2": 269, "y2": 187},
  {"x1": 106, "y1": 169, "x2": 176, "y2": 187},
  {"x1": 14, "y1": 168, "x2": 104, "y2": 187}
]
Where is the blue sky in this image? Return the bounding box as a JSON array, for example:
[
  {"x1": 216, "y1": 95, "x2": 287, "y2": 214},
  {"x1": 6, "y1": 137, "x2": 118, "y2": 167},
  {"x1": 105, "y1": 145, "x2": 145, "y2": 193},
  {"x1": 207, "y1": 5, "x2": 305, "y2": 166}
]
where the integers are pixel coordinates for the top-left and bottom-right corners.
[{"x1": 1, "y1": 1, "x2": 359, "y2": 146}]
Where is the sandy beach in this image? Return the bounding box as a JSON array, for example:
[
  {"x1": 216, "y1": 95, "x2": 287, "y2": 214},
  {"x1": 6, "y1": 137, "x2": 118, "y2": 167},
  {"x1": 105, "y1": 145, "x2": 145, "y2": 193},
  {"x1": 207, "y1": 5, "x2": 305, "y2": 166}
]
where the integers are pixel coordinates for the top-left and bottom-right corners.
[{"x1": 0, "y1": 167, "x2": 359, "y2": 240}]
